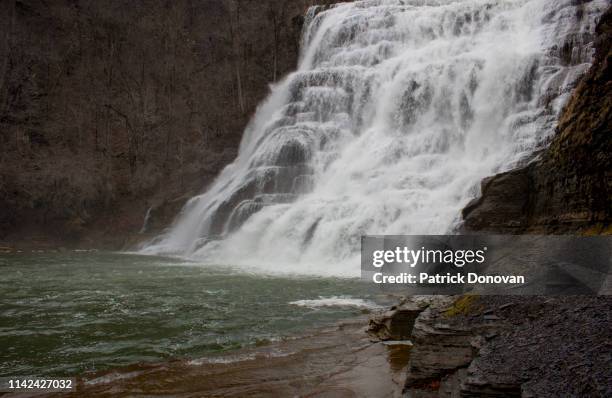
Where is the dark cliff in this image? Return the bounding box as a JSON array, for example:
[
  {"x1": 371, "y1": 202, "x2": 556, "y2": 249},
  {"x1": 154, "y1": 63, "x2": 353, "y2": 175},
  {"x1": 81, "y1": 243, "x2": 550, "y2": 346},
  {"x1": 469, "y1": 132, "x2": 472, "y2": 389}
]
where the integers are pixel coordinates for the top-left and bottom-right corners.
[
  {"x1": 0, "y1": 0, "x2": 338, "y2": 247},
  {"x1": 463, "y1": 7, "x2": 611, "y2": 234}
]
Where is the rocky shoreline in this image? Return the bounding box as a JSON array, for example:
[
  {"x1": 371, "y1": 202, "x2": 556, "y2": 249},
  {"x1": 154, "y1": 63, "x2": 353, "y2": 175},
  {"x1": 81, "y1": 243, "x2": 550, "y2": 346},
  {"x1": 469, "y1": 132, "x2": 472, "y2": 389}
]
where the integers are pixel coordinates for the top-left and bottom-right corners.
[
  {"x1": 368, "y1": 295, "x2": 611, "y2": 397},
  {"x1": 31, "y1": 294, "x2": 609, "y2": 398}
]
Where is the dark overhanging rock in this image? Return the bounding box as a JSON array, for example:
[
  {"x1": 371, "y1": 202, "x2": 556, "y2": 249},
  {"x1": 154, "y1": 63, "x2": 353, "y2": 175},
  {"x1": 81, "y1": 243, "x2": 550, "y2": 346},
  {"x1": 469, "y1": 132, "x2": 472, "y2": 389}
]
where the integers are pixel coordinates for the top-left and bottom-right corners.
[{"x1": 461, "y1": 167, "x2": 532, "y2": 233}]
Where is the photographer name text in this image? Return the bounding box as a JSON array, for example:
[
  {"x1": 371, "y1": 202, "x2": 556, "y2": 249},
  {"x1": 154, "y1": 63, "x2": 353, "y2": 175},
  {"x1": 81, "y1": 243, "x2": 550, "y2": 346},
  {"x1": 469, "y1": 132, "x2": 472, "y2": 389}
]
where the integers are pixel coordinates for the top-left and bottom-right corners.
[{"x1": 372, "y1": 272, "x2": 525, "y2": 285}]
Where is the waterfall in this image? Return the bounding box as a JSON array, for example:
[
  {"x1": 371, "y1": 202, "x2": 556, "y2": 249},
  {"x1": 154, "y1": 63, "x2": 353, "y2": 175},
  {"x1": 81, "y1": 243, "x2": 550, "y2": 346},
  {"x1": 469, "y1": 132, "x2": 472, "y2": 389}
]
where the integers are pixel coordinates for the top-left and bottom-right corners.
[{"x1": 141, "y1": 0, "x2": 607, "y2": 276}]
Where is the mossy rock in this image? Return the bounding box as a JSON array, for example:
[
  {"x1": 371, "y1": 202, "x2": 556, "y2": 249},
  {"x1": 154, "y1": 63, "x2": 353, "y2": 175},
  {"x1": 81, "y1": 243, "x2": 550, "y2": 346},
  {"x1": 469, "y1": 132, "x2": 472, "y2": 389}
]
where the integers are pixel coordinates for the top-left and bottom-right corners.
[
  {"x1": 443, "y1": 295, "x2": 481, "y2": 317},
  {"x1": 581, "y1": 223, "x2": 612, "y2": 236}
]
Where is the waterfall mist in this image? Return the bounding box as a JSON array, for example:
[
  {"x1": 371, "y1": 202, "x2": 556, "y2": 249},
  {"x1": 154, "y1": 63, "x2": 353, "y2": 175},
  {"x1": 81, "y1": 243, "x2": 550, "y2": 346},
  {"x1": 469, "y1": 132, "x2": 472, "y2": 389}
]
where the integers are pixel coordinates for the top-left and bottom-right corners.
[{"x1": 141, "y1": 0, "x2": 607, "y2": 276}]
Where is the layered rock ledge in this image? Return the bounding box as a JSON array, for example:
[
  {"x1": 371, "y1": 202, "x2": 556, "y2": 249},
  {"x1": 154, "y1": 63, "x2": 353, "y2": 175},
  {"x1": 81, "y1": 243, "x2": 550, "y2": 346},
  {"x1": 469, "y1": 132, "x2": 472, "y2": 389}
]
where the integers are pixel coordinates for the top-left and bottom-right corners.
[{"x1": 369, "y1": 295, "x2": 611, "y2": 397}]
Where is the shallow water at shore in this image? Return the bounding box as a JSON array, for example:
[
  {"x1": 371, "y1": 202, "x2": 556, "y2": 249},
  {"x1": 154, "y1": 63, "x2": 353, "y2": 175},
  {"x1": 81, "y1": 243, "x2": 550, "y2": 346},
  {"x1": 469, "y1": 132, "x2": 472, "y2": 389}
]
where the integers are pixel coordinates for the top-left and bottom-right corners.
[
  {"x1": 0, "y1": 252, "x2": 386, "y2": 377},
  {"x1": 48, "y1": 317, "x2": 410, "y2": 398}
]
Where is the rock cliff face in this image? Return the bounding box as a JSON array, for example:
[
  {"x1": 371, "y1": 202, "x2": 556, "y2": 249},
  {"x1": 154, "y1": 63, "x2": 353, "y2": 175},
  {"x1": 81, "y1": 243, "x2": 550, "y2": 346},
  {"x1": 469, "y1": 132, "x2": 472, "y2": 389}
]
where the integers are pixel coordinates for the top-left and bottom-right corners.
[
  {"x1": 0, "y1": 0, "x2": 340, "y2": 247},
  {"x1": 463, "y1": 7, "x2": 611, "y2": 234}
]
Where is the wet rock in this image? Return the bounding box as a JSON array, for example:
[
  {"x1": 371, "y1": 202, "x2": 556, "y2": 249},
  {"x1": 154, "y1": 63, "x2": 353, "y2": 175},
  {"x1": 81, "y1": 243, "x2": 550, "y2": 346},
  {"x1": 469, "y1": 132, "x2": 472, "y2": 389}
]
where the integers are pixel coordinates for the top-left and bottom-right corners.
[
  {"x1": 460, "y1": 362, "x2": 522, "y2": 398},
  {"x1": 367, "y1": 300, "x2": 428, "y2": 341},
  {"x1": 462, "y1": 169, "x2": 530, "y2": 232},
  {"x1": 401, "y1": 296, "x2": 512, "y2": 396},
  {"x1": 400, "y1": 319, "x2": 474, "y2": 395},
  {"x1": 404, "y1": 309, "x2": 486, "y2": 390}
]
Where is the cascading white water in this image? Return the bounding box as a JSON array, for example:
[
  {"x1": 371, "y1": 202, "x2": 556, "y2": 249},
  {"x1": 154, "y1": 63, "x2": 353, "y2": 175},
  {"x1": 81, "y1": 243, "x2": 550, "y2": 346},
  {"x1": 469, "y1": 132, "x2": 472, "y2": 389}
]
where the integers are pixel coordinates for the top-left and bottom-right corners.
[{"x1": 142, "y1": 0, "x2": 607, "y2": 276}]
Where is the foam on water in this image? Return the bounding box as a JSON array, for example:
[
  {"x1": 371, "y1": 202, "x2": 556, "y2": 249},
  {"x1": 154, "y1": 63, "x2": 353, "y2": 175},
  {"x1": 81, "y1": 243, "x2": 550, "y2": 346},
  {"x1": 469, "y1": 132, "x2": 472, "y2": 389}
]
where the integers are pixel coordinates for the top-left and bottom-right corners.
[
  {"x1": 290, "y1": 296, "x2": 381, "y2": 309},
  {"x1": 141, "y1": 0, "x2": 606, "y2": 276}
]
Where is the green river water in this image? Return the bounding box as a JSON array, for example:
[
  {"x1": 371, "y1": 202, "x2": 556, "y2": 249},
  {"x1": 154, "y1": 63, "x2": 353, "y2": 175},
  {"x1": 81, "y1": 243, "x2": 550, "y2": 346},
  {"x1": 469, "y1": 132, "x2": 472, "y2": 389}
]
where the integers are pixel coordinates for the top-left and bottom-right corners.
[{"x1": 0, "y1": 252, "x2": 382, "y2": 377}]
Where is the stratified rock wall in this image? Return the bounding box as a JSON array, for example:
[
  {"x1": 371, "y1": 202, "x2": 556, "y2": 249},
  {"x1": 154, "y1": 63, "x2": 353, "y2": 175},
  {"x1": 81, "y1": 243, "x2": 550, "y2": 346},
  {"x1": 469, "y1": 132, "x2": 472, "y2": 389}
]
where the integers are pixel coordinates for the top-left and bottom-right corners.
[
  {"x1": 0, "y1": 0, "x2": 343, "y2": 247},
  {"x1": 380, "y1": 296, "x2": 612, "y2": 397},
  {"x1": 463, "y1": 7, "x2": 611, "y2": 234}
]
